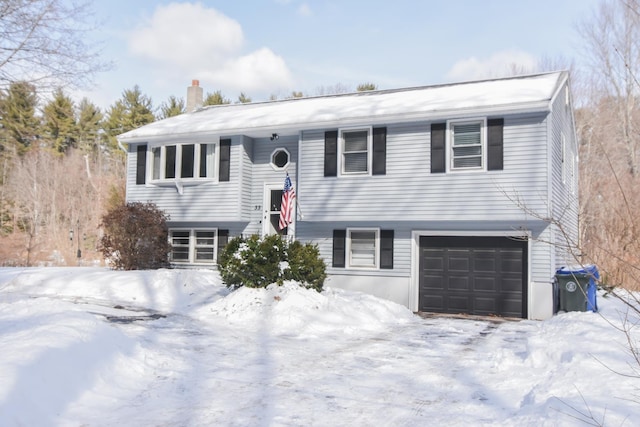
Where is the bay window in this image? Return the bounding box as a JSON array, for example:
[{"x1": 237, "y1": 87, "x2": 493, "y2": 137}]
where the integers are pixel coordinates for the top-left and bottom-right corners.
[{"x1": 149, "y1": 142, "x2": 217, "y2": 182}]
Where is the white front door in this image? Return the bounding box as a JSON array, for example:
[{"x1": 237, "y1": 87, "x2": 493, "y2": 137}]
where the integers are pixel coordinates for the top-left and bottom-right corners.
[{"x1": 262, "y1": 184, "x2": 290, "y2": 237}]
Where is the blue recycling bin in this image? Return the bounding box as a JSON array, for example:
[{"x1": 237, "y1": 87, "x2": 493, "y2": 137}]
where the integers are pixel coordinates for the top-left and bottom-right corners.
[{"x1": 555, "y1": 265, "x2": 599, "y2": 312}]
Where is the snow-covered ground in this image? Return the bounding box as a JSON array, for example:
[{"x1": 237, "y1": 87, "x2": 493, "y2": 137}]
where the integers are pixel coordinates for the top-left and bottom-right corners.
[{"x1": 0, "y1": 267, "x2": 638, "y2": 426}]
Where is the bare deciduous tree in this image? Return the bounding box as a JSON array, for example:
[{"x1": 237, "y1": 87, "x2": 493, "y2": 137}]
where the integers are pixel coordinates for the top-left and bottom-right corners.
[{"x1": 0, "y1": 0, "x2": 109, "y2": 90}]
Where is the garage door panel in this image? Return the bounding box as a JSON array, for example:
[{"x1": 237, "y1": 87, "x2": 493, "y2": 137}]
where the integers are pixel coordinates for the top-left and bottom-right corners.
[
  {"x1": 421, "y1": 295, "x2": 445, "y2": 312},
  {"x1": 501, "y1": 277, "x2": 523, "y2": 292},
  {"x1": 449, "y1": 276, "x2": 470, "y2": 291},
  {"x1": 474, "y1": 276, "x2": 497, "y2": 291},
  {"x1": 422, "y1": 274, "x2": 446, "y2": 290},
  {"x1": 474, "y1": 298, "x2": 497, "y2": 314},
  {"x1": 448, "y1": 296, "x2": 471, "y2": 312},
  {"x1": 448, "y1": 256, "x2": 470, "y2": 272},
  {"x1": 423, "y1": 256, "x2": 444, "y2": 271},
  {"x1": 419, "y1": 236, "x2": 527, "y2": 318}
]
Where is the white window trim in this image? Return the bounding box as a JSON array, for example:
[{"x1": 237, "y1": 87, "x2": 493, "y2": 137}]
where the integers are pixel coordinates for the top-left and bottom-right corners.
[
  {"x1": 270, "y1": 147, "x2": 291, "y2": 171},
  {"x1": 346, "y1": 227, "x2": 380, "y2": 269},
  {"x1": 169, "y1": 228, "x2": 218, "y2": 265},
  {"x1": 446, "y1": 118, "x2": 487, "y2": 172},
  {"x1": 338, "y1": 126, "x2": 373, "y2": 177},
  {"x1": 147, "y1": 138, "x2": 219, "y2": 186}
]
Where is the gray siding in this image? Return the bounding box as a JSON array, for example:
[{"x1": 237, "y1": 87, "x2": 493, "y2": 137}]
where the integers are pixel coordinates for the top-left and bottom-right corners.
[
  {"x1": 243, "y1": 134, "x2": 299, "y2": 236},
  {"x1": 126, "y1": 136, "x2": 245, "y2": 222},
  {"x1": 298, "y1": 114, "x2": 550, "y2": 223},
  {"x1": 549, "y1": 82, "x2": 580, "y2": 270},
  {"x1": 239, "y1": 136, "x2": 254, "y2": 222}
]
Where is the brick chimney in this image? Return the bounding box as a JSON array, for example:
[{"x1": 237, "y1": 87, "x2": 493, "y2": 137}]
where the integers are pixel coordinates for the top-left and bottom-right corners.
[{"x1": 186, "y1": 79, "x2": 203, "y2": 112}]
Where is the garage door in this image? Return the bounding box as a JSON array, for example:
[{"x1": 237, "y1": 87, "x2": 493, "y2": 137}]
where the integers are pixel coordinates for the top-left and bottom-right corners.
[{"x1": 419, "y1": 236, "x2": 527, "y2": 318}]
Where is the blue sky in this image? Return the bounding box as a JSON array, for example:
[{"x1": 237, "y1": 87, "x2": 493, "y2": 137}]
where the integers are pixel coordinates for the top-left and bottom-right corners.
[{"x1": 77, "y1": 0, "x2": 602, "y2": 111}]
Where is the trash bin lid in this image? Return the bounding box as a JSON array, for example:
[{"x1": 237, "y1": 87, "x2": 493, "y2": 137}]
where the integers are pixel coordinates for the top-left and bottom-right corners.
[{"x1": 556, "y1": 264, "x2": 600, "y2": 280}]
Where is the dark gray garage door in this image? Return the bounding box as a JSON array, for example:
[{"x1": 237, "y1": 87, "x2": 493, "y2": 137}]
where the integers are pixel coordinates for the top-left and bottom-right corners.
[{"x1": 419, "y1": 236, "x2": 527, "y2": 318}]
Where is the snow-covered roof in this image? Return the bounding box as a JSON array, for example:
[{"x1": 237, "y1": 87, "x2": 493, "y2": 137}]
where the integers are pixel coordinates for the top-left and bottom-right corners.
[{"x1": 118, "y1": 71, "x2": 568, "y2": 142}]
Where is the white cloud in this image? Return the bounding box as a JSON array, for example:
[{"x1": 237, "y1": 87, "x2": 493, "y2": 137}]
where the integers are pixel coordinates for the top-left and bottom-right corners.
[
  {"x1": 446, "y1": 50, "x2": 538, "y2": 82},
  {"x1": 201, "y1": 48, "x2": 293, "y2": 94},
  {"x1": 129, "y1": 3, "x2": 243, "y2": 65},
  {"x1": 127, "y1": 2, "x2": 293, "y2": 97}
]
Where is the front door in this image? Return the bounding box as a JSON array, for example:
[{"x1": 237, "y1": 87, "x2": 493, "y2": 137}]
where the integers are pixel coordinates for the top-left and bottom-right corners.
[{"x1": 262, "y1": 184, "x2": 289, "y2": 237}]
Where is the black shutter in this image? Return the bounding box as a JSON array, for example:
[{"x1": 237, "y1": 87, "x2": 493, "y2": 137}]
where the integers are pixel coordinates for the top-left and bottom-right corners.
[
  {"x1": 219, "y1": 139, "x2": 231, "y2": 181},
  {"x1": 217, "y1": 229, "x2": 229, "y2": 261},
  {"x1": 487, "y1": 118, "x2": 504, "y2": 171},
  {"x1": 372, "y1": 127, "x2": 387, "y2": 175},
  {"x1": 136, "y1": 144, "x2": 147, "y2": 185},
  {"x1": 324, "y1": 130, "x2": 338, "y2": 177},
  {"x1": 380, "y1": 230, "x2": 394, "y2": 269},
  {"x1": 332, "y1": 229, "x2": 346, "y2": 268},
  {"x1": 431, "y1": 123, "x2": 446, "y2": 173}
]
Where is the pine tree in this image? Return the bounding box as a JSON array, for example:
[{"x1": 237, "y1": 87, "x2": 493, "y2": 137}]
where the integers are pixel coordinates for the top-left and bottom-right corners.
[
  {"x1": 357, "y1": 83, "x2": 377, "y2": 91},
  {"x1": 103, "y1": 85, "x2": 155, "y2": 150},
  {"x1": 0, "y1": 81, "x2": 40, "y2": 155},
  {"x1": 42, "y1": 89, "x2": 77, "y2": 153},
  {"x1": 203, "y1": 90, "x2": 230, "y2": 106},
  {"x1": 76, "y1": 98, "x2": 103, "y2": 153},
  {"x1": 159, "y1": 96, "x2": 185, "y2": 119},
  {"x1": 237, "y1": 92, "x2": 252, "y2": 104}
]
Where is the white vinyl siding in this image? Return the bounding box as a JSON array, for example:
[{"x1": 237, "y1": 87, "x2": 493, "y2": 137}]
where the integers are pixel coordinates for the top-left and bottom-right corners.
[
  {"x1": 449, "y1": 119, "x2": 485, "y2": 171},
  {"x1": 340, "y1": 128, "x2": 371, "y2": 175},
  {"x1": 170, "y1": 229, "x2": 217, "y2": 264},
  {"x1": 347, "y1": 228, "x2": 379, "y2": 268}
]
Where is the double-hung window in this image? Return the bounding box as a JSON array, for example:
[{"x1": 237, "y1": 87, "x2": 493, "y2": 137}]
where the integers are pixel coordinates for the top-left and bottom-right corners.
[
  {"x1": 170, "y1": 229, "x2": 217, "y2": 264},
  {"x1": 150, "y1": 142, "x2": 217, "y2": 182},
  {"x1": 449, "y1": 120, "x2": 485, "y2": 171},
  {"x1": 340, "y1": 128, "x2": 372, "y2": 175},
  {"x1": 347, "y1": 228, "x2": 379, "y2": 268}
]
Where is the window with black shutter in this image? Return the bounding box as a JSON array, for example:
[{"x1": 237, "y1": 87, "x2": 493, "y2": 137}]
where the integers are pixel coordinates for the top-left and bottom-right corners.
[
  {"x1": 372, "y1": 127, "x2": 387, "y2": 175},
  {"x1": 380, "y1": 230, "x2": 394, "y2": 269},
  {"x1": 324, "y1": 130, "x2": 338, "y2": 177},
  {"x1": 487, "y1": 118, "x2": 504, "y2": 171},
  {"x1": 136, "y1": 144, "x2": 147, "y2": 185},
  {"x1": 431, "y1": 123, "x2": 446, "y2": 173},
  {"x1": 219, "y1": 139, "x2": 231, "y2": 181},
  {"x1": 332, "y1": 229, "x2": 346, "y2": 267}
]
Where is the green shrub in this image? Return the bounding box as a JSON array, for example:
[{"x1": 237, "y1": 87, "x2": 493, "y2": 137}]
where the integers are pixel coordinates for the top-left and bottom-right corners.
[
  {"x1": 218, "y1": 234, "x2": 326, "y2": 292},
  {"x1": 283, "y1": 240, "x2": 326, "y2": 292}
]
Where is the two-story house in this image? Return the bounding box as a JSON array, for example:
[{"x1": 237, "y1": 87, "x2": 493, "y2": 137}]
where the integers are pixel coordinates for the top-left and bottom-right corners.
[{"x1": 118, "y1": 71, "x2": 578, "y2": 320}]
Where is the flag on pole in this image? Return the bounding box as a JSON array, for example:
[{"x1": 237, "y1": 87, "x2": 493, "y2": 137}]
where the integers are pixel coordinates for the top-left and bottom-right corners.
[{"x1": 279, "y1": 173, "x2": 295, "y2": 230}]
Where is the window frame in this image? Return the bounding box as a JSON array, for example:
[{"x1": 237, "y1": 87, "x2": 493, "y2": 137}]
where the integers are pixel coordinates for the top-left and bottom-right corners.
[
  {"x1": 447, "y1": 118, "x2": 487, "y2": 172},
  {"x1": 270, "y1": 147, "x2": 291, "y2": 171},
  {"x1": 346, "y1": 227, "x2": 380, "y2": 269},
  {"x1": 339, "y1": 127, "x2": 373, "y2": 176},
  {"x1": 169, "y1": 228, "x2": 218, "y2": 265},
  {"x1": 147, "y1": 139, "x2": 219, "y2": 185}
]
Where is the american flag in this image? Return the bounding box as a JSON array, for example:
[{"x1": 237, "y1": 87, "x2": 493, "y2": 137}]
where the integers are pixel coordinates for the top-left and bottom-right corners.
[{"x1": 279, "y1": 173, "x2": 295, "y2": 230}]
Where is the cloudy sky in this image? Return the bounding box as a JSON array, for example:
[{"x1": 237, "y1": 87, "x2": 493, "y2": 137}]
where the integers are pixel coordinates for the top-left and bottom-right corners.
[{"x1": 77, "y1": 0, "x2": 601, "y2": 111}]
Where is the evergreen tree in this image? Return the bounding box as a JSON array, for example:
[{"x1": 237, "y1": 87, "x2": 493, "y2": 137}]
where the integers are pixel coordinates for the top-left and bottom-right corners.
[
  {"x1": 0, "y1": 81, "x2": 40, "y2": 154},
  {"x1": 76, "y1": 98, "x2": 103, "y2": 152},
  {"x1": 357, "y1": 82, "x2": 377, "y2": 91},
  {"x1": 203, "y1": 90, "x2": 230, "y2": 106},
  {"x1": 103, "y1": 85, "x2": 155, "y2": 149},
  {"x1": 159, "y1": 96, "x2": 185, "y2": 119},
  {"x1": 237, "y1": 92, "x2": 252, "y2": 104},
  {"x1": 42, "y1": 89, "x2": 77, "y2": 153}
]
